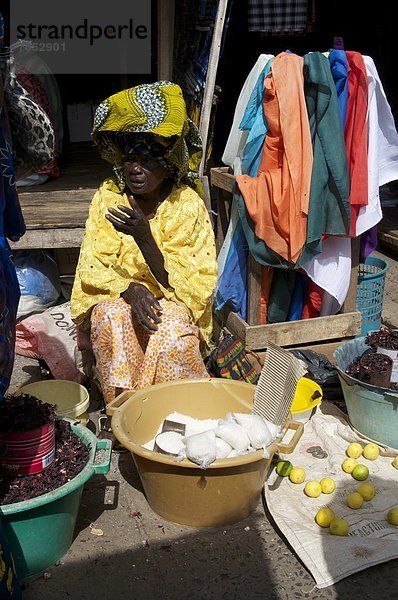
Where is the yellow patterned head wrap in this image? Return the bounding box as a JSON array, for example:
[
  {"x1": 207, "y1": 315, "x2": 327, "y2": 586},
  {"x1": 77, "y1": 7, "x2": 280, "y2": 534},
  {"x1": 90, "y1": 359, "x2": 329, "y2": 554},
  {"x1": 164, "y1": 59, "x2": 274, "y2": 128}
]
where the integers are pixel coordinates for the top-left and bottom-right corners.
[{"x1": 92, "y1": 81, "x2": 203, "y2": 195}]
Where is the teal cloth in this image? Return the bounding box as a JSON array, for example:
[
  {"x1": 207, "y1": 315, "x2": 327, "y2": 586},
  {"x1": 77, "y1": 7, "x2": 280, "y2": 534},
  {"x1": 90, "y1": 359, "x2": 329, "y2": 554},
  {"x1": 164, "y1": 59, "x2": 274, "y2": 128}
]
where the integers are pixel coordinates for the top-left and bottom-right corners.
[
  {"x1": 267, "y1": 270, "x2": 297, "y2": 323},
  {"x1": 297, "y1": 51, "x2": 350, "y2": 266}
]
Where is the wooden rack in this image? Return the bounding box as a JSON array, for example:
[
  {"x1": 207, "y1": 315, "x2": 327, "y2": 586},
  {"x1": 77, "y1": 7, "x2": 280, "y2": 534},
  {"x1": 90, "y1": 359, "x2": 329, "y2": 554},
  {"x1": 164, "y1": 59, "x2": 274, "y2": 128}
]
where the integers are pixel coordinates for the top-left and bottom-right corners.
[{"x1": 211, "y1": 167, "x2": 362, "y2": 361}]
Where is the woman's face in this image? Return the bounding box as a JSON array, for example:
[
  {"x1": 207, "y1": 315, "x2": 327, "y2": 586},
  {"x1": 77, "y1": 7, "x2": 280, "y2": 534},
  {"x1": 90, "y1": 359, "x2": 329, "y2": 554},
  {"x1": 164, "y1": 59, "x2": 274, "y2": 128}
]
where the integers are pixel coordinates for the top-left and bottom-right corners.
[{"x1": 123, "y1": 154, "x2": 170, "y2": 196}]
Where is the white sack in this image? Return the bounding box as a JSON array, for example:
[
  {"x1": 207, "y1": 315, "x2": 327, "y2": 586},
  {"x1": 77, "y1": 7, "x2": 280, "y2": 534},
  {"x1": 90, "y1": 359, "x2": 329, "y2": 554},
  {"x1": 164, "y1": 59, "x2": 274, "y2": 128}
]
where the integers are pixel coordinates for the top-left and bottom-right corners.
[
  {"x1": 183, "y1": 429, "x2": 217, "y2": 469},
  {"x1": 233, "y1": 412, "x2": 273, "y2": 449},
  {"x1": 217, "y1": 419, "x2": 251, "y2": 452}
]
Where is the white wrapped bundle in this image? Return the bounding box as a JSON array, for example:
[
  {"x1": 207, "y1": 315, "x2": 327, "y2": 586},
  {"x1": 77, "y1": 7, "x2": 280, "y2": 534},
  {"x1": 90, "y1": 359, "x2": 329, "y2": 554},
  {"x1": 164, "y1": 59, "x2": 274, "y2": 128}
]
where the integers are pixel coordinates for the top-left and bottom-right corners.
[
  {"x1": 215, "y1": 437, "x2": 233, "y2": 459},
  {"x1": 217, "y1": 419, "x2": 251, "y2": 452},
  {"x1": 233, "y1": 413, "x2": 273, "y2": 449},
  {"x1": 183, "y1": 429, "x2": 217, "y2": 468},
  {"x1": 262, "y1": 418, "x2": 281, "y2": 440}
]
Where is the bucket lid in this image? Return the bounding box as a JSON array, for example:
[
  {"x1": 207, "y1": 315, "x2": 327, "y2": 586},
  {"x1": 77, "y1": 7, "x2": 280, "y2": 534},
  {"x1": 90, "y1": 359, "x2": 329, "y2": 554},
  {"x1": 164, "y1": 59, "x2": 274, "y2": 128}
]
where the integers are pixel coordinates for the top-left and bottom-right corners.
[{"x1": 291, "y1": 378, "x2": 323, "y2": 413}]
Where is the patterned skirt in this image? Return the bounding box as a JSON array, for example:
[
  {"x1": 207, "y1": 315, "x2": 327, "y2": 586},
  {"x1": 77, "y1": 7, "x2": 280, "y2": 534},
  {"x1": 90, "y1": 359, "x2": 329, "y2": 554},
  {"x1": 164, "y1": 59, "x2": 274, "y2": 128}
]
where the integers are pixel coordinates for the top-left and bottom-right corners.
[{"x1": 90, "y1": 297, "x2": 208, "y2": 404}]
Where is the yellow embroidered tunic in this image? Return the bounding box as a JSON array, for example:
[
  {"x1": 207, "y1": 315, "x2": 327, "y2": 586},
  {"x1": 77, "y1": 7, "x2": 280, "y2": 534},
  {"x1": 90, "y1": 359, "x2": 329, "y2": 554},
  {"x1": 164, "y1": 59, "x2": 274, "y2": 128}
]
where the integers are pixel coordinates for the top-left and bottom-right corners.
[{"x1": 70, "y1": 179, "x2": 218, "y2": 344}]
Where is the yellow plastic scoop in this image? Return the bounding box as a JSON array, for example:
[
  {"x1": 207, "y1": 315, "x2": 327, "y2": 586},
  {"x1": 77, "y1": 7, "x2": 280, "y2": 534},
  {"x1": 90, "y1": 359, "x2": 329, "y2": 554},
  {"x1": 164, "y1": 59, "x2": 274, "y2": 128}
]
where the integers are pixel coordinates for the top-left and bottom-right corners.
[{"x1": 290, "y1": 378, "x2": 323, "y2": 423}]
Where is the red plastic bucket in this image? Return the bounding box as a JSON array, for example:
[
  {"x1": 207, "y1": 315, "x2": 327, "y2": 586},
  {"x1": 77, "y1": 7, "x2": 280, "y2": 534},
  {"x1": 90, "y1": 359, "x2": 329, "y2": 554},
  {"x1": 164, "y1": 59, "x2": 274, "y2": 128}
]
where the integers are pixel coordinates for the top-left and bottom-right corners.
[{"x1": 0, "y1": 423, "x2": 55, "y2": 476}]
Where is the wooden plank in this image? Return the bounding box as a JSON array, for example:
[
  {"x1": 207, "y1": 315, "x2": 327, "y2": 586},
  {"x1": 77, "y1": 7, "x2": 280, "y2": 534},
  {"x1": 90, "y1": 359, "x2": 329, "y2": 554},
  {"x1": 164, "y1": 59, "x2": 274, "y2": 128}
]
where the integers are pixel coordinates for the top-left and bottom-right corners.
[
  {"x1": 200, "y1": 175, "x2": 212, "y2": 215},
  {"x1": 255, "y1": 339, "x2": 351, "y2": 366},
  {"x1": 17, "y1": 189, "x2": 93, "y2": 230},
  {"x1": 223, "y1": 309, "x2": 361, "y2": 349},
  {"x1": 215, "y1": 188, "x2": 232, "y2": 255},
  {"x1": 199, "y1": 0, "x2": 230, "y2": 176},
  {"x1": 210, "y1": 167, "x2": 235, "y2": 194},
  {"x1": 157, "y1": 0, "x2": 175, "y2": 80},
  {"x1": 10, "y1": 228, "x2": 84, "y2": 249},
  {"x1": 247, "y1": 254, "x2": 261, "y2": 325}
]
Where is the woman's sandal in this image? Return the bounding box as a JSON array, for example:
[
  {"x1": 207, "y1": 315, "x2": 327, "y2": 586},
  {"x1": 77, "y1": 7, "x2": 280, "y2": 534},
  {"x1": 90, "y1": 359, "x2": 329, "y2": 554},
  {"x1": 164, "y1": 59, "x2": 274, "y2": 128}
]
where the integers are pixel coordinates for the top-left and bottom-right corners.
[{"x1": 98, "y1": 415, "x2": 128, "y2": 453}]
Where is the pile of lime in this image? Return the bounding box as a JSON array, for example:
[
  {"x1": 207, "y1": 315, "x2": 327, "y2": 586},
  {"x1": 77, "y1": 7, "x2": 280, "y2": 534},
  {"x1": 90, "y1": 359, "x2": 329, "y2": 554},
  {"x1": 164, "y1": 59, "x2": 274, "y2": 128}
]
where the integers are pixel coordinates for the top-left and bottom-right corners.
[{"x1": 277, "y1": 440, "x2": 398, "y2": 536}]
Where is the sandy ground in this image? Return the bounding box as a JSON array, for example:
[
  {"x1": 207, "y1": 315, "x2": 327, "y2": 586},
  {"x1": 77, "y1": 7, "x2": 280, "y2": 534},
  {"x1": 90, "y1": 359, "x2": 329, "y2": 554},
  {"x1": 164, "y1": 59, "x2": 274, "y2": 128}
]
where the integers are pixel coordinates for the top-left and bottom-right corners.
[{"x1": 6, "y1": 247, "x2": 398, "y2": 600}]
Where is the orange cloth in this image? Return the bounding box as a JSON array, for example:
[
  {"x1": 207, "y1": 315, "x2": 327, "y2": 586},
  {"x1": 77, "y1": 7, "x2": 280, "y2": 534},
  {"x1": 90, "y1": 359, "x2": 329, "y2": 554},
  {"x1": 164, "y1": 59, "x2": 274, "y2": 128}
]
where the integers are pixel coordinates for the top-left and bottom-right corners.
[
  {"x1": 259, "y1": 266, "x2": 274, "y2": 324},
  {"x1": 345, "y1": 51, "x2": 368, "y2": 238},
  {"x1": 237, "y1": 52, "x2": 313, "y2": 264}
]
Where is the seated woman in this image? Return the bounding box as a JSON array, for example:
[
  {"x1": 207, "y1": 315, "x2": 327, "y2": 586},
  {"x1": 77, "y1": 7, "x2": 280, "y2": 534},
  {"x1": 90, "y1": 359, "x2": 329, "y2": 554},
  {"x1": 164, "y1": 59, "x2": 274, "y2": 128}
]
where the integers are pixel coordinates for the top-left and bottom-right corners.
[{"x1": 70, "y1": 82, "x2": 218, "y2": 406}]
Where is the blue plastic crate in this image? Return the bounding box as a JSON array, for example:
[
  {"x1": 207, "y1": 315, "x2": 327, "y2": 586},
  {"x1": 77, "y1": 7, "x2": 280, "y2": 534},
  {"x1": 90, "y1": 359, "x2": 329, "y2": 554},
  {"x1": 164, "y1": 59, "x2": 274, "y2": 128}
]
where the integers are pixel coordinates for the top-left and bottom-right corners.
[{"x1": 356, "y1": 256, "x2": 389, "y2": 336}]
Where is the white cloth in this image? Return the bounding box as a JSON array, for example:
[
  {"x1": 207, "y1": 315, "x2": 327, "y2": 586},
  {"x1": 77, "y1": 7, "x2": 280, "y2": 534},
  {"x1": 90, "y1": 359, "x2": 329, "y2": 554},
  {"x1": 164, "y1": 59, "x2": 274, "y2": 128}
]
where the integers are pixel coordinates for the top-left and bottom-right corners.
[
  {"x1": 356, "y1": 56, "x2": 398, "y2": 236},
  {"x1": 264, "y1": 402, "x2": 398, "y2": 589},
  {"x1": 221, "y1": 54, "x2": 274, "y2": 168},
  {"x1": 303, "y1": 236, "x2": 352, "y2": 313}
]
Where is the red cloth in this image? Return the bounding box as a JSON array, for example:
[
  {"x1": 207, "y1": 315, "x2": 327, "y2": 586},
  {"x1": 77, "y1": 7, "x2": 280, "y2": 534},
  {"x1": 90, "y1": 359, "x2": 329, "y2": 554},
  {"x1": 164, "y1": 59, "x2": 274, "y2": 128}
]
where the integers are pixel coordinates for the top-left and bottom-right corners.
[
  {"x1": 301, "y1": 280, "x2": 323, "y2": 319},
  {"x1": 345, "y1": 51, "x2": 368, "y2": 237}
]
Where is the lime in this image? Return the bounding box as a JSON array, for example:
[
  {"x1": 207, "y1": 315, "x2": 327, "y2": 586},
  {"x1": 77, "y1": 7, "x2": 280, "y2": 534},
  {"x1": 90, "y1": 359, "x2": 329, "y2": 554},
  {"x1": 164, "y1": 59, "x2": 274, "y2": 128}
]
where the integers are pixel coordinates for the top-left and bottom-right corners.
[
  {"x1": 304, "y1": 480, "x2": 322, "y2": 498},
  {"x1": 352, "y1": 464, "x2": 369, "y2": 481},
  {"x1": 357, "y1": 482, "x2": 376, "y2": 501},
  {"x1": 342, "y1": 458, "x2": 358, "y2": 474},
  {"x1": 289, "y1": 467, "x2": 306, "y2": 484},
  {"x1": 329, "y1": 518, "x2": 349, "y2": 536},
  {"x1": 315, "y1": 507, "x2": 335, "y2": 528},
  {"x1": 276, "y1": 460, "x2": 293, "y2": 477},
  {"x1": 346, "y1": 442, "x2": 363, "y2": 459},
  {"x1": 362, "y1": 443, "x2": 380, "y2": 461},
  {"x1": 346, "y1": 491, "x2": 364, "y2": 509},
  {"x1": 387, "y1": 507, "x2": 398, "y2": 525},
  {"x1": 320, "y1": 477, "x2": 336, "y2": 494}
]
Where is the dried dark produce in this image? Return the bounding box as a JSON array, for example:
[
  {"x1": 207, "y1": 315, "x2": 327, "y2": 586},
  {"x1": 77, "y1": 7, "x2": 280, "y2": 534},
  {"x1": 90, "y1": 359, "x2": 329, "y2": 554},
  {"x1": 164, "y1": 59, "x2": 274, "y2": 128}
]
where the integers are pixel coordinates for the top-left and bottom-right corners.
[
  {"x1": 346, "y1": 348, "x2": 393, "y2": 388},
  {"x1": 0, "y1": 419, "x2": 90, "y2": 505},
  {"x1": 360, "y1": 351, "x2": 392, "y2": 373},
  {"x1": 366, "y1": 325, "x2": 398, "y2": 351},
  {"x1": 0, "y1": 394, "x2": 57, "y2": 432}
]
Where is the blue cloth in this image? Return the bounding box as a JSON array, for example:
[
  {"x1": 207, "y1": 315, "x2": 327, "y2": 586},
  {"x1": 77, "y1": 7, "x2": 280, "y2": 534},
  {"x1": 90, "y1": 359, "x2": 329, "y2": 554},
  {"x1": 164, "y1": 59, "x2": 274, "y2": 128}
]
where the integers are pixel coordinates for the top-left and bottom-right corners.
[
  {"x1": 329, "y1": 49, "x2": 349, "y2": 128},
  {"x1": 287, "y1": 271, "x2": 308, "y2": 321},
  {"x1": 216, "y1": 58, "x2": 274, "y2": 320},
  {"x1": 240, "y1": 57, "x2": 274, "y2": 175}
]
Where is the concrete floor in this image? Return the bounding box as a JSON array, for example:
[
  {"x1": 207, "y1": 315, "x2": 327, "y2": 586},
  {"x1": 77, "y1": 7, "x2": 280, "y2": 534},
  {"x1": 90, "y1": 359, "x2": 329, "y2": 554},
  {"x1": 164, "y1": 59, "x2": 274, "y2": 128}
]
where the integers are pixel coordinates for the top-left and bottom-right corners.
[{"x1": 7, "y1": 246, "x2": 398, "y2": 600}]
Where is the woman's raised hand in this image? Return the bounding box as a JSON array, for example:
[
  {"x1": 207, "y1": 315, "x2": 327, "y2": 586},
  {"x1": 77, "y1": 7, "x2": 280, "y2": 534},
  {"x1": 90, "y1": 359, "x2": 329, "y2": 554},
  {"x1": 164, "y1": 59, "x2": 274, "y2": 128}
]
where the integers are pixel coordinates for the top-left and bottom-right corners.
[
  {"x1": 121, "y1": 282, "x2": 162, "y2": 333},
  {"x1": 106, "y1": 196, "x2": 151, "y2": 245}
]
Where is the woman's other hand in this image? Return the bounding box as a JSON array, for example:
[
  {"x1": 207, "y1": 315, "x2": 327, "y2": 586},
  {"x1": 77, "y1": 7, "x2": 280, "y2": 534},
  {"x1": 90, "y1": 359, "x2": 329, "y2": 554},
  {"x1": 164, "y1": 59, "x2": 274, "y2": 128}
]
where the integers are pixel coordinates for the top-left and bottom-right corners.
[
  {"x1": 106, "y1": 196, "x2": 151, "y2": 245},
  {"x1": 121, "y1": 282, "x2": 162, "y2": 333}
]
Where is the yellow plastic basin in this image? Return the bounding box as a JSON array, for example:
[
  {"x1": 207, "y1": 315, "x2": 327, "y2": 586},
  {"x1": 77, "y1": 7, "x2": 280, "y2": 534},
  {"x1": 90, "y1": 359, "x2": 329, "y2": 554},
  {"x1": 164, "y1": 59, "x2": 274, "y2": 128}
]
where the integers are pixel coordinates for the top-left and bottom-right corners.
[
  {"x1": 109, "y1": 378, "x2": 303, "y2": 528},
  {"x1": 16, "y1": 380, "x2": 90, "y2": 426}
]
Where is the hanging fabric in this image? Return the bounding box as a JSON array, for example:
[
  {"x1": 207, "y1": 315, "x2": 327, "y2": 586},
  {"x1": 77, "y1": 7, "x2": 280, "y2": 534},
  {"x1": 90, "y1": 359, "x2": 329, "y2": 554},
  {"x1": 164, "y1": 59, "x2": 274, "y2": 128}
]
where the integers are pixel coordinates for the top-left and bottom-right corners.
[
  {"x1": 297, "y1": 51, "x2": 350, "y2": 266},
  {"x1": 216, "y1": 54, "x2": 273, "y2": 320},
  {"x1": 237, "y1": 52, "x2": 312, "y2": 264},
  {"x1": 345, "y1": 51, "x2": 369, "y2": 238}
]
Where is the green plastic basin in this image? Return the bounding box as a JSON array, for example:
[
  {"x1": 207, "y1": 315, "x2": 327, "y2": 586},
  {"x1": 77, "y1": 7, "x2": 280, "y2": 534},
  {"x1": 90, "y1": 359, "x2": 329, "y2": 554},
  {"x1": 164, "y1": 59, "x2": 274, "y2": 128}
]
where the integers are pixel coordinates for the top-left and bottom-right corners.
[{"x1": 0, "y1": 419, "x2": 111, "y2": 581}]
